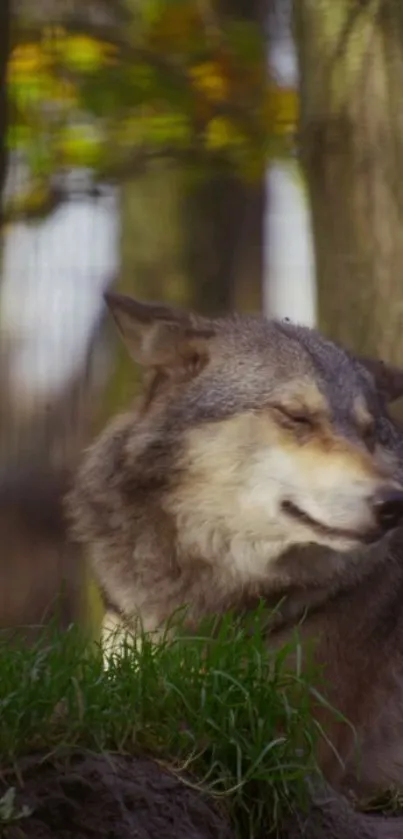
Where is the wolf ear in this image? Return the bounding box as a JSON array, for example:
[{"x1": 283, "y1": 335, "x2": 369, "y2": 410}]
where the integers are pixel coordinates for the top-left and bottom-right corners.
[
  {"x1": 358, "y1": 356, "x2": 403, "y2": 403},
  {"x1": 104, "y1": 292, "x2": 215, "y2": 375}
]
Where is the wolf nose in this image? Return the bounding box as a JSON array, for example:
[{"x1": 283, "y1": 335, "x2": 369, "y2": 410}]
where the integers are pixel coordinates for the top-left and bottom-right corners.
[{"x1": 373, "y1": 489, "x2": 403, "y2": 533}]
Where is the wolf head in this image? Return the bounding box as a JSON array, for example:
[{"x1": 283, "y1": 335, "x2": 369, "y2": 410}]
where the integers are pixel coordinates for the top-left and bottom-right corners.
[{"x1": 89, "y1": 293, "x2": 403, "y2": 588}]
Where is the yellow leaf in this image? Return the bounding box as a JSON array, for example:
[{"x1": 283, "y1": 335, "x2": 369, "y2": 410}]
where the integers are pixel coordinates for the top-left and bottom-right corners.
[
  {"x1": 57, "y1": 126, "x2": 102, "y2": 165},
  {"x1": 143, "y1": 112, "x2": 192, "y2": 145},
  {"x1": 8, "y1": 43, "x2": 51, "y2": 79},
  {"x1": 190, "y1": 61, "x2": 228, "y2": 103},
  {"x1": 61, "y1": 35, "x2": 117, "y2": 72},
  {"x1": 267, "y1": 86, "x2": 299, "y2": 135},
  {"x1": 205, "y1": 117, "x2": 239, "y2": 150}
]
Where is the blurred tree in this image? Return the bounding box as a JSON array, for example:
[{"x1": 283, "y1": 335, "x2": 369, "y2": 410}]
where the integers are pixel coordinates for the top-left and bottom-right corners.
[
  {"x1": 4, "y1": 0, "x2": 298, "y2": 633},
  {"x1": 111, "y1": 163, "x2": 189, "y2": 413},
  {"x1": 6, "y1": 0, "x2": 298, "y2": 318},
  {"x1": 3, "y1": 0, "x2": 300, "y2": 437},
  {"x1": 295, "y1": 0, "x2": 403, "y2": 365},
  {"x1": 0, "y1": 0, "x2": 11, "y2": 223},
  {"x1": 183, "y1": 0, "x2": 268, "y2": 315},
  {"x1": 184, "y1": 169, "x2": 265, "y2": 314},
  {"x1": 7, "y1": 2, "x2": 296, "y2": 225}
]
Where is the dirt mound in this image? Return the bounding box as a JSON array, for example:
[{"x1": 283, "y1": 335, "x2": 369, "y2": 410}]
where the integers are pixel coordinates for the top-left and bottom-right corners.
[
  {"x1": 4, "y1": 750, "x2": 403, "y2": 839},
  {"x1": 1, "y1": 751, "x2": 234, "y2": 839}
]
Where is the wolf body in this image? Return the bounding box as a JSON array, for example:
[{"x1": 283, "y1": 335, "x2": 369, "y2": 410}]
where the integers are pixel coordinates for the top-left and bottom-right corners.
[{"x1": 68, "y1": 295, "x2": 403, "y2": 836}]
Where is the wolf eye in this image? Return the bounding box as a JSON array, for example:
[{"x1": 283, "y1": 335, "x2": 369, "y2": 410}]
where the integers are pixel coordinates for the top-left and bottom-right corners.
[
  {"x1": 273, "y1": 406, "x2": 314, "y2": 430},
  {"x1": 288, "y1": 412, "x2": 313, "y2": 427}
]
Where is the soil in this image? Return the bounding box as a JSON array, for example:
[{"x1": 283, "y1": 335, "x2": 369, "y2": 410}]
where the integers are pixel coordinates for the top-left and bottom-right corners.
[
  {"x1": 3, "y1": 751, "x2": 403, "y2": 839},
  {"x1": 0, "y1": 751, "x2": 235, "y2": 839}
]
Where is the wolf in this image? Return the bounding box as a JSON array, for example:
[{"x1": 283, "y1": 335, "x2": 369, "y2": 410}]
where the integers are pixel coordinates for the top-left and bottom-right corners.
[{"x1": 67, "y1": 293, "x2": 403, "y2": 837}]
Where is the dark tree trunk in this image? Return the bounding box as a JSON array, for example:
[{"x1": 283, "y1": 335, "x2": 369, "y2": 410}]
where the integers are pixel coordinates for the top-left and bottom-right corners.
[
  {"x1": 185, "y1": 173, "x2": 264, "y2": 316},
  {"x1": 184, "y1": 0, "x2": 268, "y2": 317}
]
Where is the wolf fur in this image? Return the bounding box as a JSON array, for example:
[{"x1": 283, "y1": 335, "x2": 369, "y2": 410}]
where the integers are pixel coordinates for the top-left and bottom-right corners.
[{"x1": 67, "y1": 294, "x2": 403, "y2": 837}]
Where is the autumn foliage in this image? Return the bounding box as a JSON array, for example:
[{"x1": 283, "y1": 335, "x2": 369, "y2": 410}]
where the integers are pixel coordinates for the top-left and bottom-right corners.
[{"x1": 7, "y1": 0, "x2": 298, "y2": 219}]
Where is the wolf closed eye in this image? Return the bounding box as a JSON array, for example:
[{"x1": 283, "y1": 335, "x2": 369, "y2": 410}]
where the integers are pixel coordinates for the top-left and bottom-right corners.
[
  {"x1": 271, "y1": 404, "x2": 317, "y2": 433},
  {"x1": 67, "y1": 294, "x2": 403, "y2": 839}
]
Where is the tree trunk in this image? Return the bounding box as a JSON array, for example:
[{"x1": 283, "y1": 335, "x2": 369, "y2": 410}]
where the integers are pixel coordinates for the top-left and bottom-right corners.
[
  {"x1": 120, "y1": 164, "x2": 188, "y2": 308},
  {"x1": 0, "y1": 2, "x2": 86, "y2": 639},
  {"x1": 108, "y1": 164, "x2": 190, "y2": 417},
  {"x1": 294, "y1": 0, "x2": 403, "y2": 364},
  {"x1": 185, "y1": 173, "x2": 264, "y2": 315},
  {"x1": 184, "y1": 0, "x2": 268, "y2": 317}
]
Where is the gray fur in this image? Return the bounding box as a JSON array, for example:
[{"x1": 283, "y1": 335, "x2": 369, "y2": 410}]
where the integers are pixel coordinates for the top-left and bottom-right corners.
[{"x1": 67, "y1": 295, "x2": 403, "y2": 838}]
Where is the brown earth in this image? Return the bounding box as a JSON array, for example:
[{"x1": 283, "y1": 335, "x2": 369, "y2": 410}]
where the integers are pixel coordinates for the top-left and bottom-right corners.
[
  {"x1": 3, "y1": 750, "x2": 403, "y2": 839},
  {"x1": 0, "y1": 751, "x2": 234, "y2": 839}
]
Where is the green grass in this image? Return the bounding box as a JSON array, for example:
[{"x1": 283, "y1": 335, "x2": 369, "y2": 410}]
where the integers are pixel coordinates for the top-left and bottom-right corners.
[{"x1": 0, "y1": 606, "x2": 341, "y2": 837}]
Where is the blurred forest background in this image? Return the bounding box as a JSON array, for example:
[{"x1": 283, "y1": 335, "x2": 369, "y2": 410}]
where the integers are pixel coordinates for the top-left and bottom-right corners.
[{"x1": 0, "y1": 0, "x2": 402, "y2": 635}]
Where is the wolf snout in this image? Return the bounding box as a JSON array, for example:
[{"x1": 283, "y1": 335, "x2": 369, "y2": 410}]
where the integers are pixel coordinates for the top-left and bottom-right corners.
[{"x1": 373, "y1": 488, "x2": 403, "y2": 533}]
